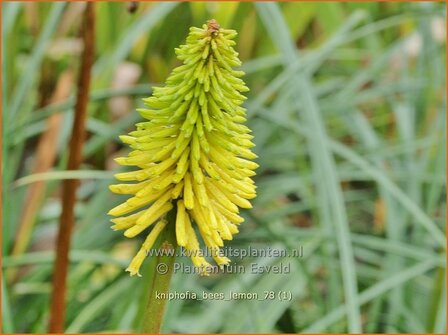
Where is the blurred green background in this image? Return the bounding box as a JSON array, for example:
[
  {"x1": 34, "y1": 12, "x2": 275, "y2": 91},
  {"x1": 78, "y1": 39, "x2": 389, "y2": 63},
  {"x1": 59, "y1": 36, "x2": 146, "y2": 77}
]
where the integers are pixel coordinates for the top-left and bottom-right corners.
[{"x1": 2, "y1": 1, "x2": 446, "y2": 333}]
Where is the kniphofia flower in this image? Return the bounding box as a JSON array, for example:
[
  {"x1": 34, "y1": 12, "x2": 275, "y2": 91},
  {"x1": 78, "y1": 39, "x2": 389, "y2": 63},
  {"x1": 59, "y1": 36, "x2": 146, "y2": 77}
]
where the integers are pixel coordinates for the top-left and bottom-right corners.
[{"x1": 108, "y1": 20, "x2": 257, "y2": 276}]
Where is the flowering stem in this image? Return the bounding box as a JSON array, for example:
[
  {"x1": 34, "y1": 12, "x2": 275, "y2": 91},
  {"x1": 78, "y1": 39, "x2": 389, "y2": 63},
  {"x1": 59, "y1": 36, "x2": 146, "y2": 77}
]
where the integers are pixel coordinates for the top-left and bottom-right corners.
[{"x1": 140, "y1": 209, "x2": 177, "y2": 334}]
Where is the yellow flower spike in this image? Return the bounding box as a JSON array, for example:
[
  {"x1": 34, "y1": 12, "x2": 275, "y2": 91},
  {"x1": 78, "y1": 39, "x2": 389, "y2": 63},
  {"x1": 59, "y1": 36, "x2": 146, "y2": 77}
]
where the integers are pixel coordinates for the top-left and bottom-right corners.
[{"x1": 109, "y1": 19, "x2": 257, "y2": 276}]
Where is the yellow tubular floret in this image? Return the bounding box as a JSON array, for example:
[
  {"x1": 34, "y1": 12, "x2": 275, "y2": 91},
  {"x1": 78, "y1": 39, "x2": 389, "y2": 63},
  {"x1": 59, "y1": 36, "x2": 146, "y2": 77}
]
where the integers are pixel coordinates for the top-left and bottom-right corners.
[
  {"x1": 183, "y1": 173, "x2": 195, "y2": 210},
  {"x1": 107, "y1": 189, "x2": 164, "y2": 216},
  {"x1": 135, "y1": 191, "x2": 173, "y2": 225},
  {"x1": 176, "y1": 200, "x2": 188, "y2": 247},
  {"x1": 126, "y1": 220, "x2": 168, "y2": 276},
  {"x1": 190, "y1": 204, "x2": 212, "y2": 236},
  {"x1": 124, "y1": 201, "x2": 173, "y2": 238},
  {"x1": 111, "y1": 209, "x2": 146, "y2": 231}
]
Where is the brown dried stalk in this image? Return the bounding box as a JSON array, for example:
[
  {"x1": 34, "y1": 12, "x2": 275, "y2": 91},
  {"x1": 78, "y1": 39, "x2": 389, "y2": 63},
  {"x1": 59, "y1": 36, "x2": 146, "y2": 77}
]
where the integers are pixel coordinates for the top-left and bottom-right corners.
[{"x1": 48, "y1": 3, "x2": 95, "y2": 333}]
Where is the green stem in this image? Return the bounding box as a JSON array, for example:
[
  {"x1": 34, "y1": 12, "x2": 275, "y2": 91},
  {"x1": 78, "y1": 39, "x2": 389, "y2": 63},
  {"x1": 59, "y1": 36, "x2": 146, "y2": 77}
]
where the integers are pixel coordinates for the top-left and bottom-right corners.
[
  {"x1": 140, "y1": 210, "x2": 177, "y2": 334},
  {"x1": 426, "y1": 266, "x2": 444, "y2": 332}
]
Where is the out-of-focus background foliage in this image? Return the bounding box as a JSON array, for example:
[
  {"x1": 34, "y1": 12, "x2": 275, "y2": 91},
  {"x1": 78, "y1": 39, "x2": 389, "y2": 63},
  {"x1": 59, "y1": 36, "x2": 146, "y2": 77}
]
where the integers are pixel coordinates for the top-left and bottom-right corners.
[{"x1": 2, "y1": 1, "x2": 446, "y2": 333}]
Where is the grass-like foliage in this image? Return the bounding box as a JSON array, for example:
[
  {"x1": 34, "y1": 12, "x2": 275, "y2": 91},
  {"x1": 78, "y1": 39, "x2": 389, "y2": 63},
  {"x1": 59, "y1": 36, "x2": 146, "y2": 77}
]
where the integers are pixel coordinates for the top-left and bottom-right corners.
[{"x1": 2, "y1": 2, "x2": 446, "y2": 334}]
